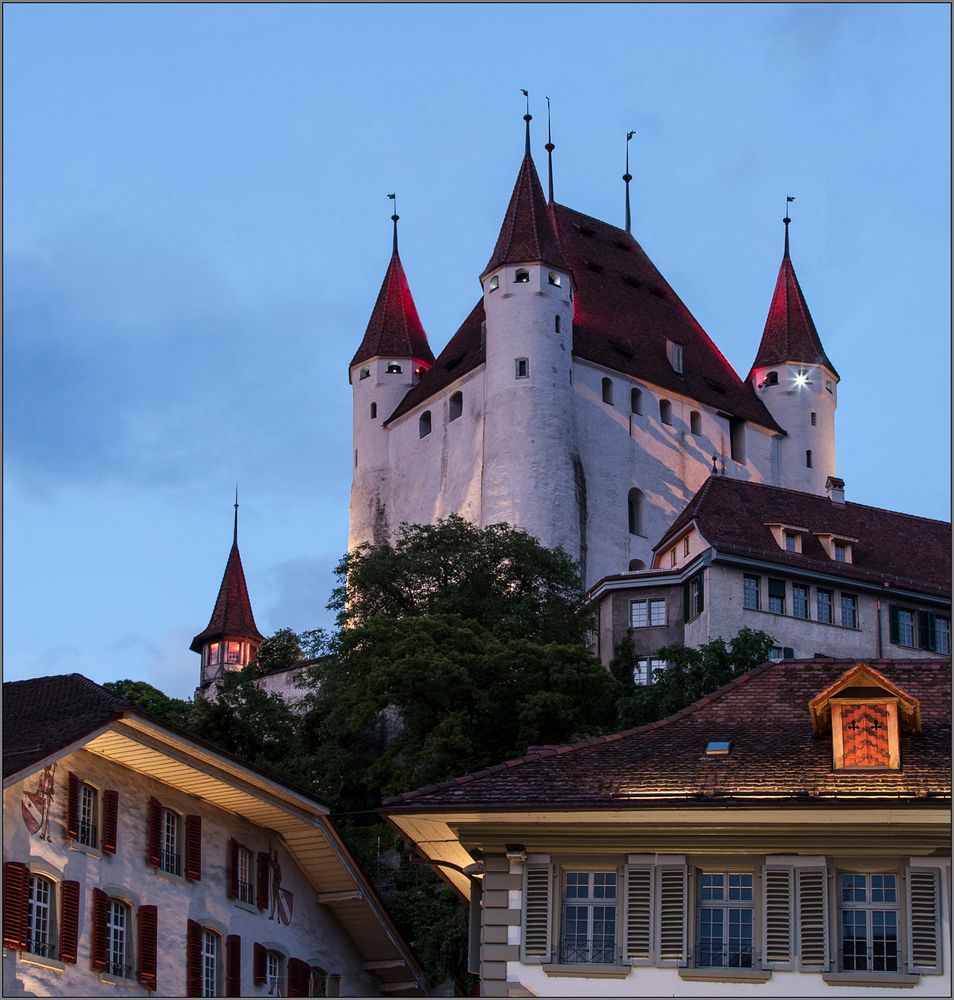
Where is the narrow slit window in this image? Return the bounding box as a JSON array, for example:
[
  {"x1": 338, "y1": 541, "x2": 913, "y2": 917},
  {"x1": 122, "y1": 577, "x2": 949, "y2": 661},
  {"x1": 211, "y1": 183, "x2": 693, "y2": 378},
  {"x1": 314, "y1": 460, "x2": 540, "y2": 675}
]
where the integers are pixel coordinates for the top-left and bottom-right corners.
[
  {"x1": 631, "y1": 387, "x2": 643, "y2": 415},
  {"x1": 554, "y1": 315, "x2": 561, "y2": 333},
  {"x1": 690, "y1": 411, "x2": 701, "y2": 435},
  {"x1": 659, "y1": 399, "x2": 673, "y2": 425},
  {"x1": 627, "y1": 488, "x2": 644, "y2": 536},
  {"x1": 515, "y1": 358, "x2": 529, "y2": 379},
  {"x1": 419, "y1": 411, "x2": 432, "y2": 438},
  {"x1": 369, "y1": 402, "x2": 377, "y2": 419},
  {"x1": 448, "y1": 391, "x2": 463, "y2": 422},
  {"x1": 806, "y1": 449, "x2": 813, "y2": 468},
  {"x1": 810, "y1": 411, "x2": 817, "y2": 426},
  {"x1": 601, "y1": 377, "x2": 614, "y2": 405}
]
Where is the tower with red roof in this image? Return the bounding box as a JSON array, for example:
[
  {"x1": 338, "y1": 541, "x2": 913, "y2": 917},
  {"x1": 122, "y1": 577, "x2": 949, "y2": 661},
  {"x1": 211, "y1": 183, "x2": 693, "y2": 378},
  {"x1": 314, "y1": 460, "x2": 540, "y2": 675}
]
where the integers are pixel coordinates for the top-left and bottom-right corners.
[{"x1": 749, "y1": 215, "x2": 839, "y2": 495}]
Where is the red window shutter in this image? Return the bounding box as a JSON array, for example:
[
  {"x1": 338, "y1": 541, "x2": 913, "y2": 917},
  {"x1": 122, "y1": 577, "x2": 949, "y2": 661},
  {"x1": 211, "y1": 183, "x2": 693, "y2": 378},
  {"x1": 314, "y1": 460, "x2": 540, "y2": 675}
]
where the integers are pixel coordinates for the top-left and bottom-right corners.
[
  {"x1": 91, "y1": 888, "x2": 109, "y2": 971},
  {"x1": 137, "y1": 905, "x2": 158, "y2": 990},
  {"x1": 146, "y1": 797, "x2": 162, "y2": 867},
  {"x1": 226, "y1": 934, "x2": 242, "y2": 996},
  {"x1": 2, "y1": 862, "x2": 29, "y2": 949},
  {"x1": 186, "y1": 919, "x2": 202, "y2": 997},
  {"x1": 185, "y1": 815, "x2": 202, "y2": 881},
  {"x1": 102, "y1": 789, "x2": 119, "y2": 855},
  {"x1": 842, "y1": 703, "x2": 891, "y2": 767},
  {"x1": 253, "y1": 942, "x2": 267, "y2": 986},
  {"x1": 256, "y1": 851, "x2": 270, "y2": 910},
  {"x1": 59, "y1": 880, "x2": 80, "y2": 963},
  {"x1": 287, "y1": 957, "x2": 308, "y2": 997},
  {"x1": 67, "y1": 772, "x2": 80, "y2": 840},
  {"x1": 227, "y1": 838, "x2": 239, "y2": 900}
]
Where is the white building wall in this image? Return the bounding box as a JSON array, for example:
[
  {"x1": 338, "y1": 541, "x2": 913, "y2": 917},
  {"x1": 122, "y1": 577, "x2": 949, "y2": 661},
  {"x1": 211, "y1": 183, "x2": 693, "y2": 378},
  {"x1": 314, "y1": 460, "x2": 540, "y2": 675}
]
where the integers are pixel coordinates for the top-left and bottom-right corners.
[{"x1": 3, "y1": 748, "x2": 377, "y2": 997}]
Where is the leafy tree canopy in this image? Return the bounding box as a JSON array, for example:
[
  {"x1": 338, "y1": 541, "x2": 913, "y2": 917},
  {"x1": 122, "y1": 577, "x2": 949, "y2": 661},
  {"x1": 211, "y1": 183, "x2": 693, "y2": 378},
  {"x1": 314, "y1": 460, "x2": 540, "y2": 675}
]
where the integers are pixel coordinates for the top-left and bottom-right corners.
[
  {"x1": 246, "y1": 626, "x2": 329, "y2": 678},
  {"x1": 102, "y1": 679, "x2": 195, "y2": 728}
]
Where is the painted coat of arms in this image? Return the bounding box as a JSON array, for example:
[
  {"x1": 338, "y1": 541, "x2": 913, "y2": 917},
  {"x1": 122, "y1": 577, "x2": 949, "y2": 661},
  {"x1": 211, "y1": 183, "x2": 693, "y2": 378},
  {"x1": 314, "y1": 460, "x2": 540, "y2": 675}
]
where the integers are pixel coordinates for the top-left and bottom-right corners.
[{"x1": 21, "y1": 764, "x2": 56, "y2": 841}]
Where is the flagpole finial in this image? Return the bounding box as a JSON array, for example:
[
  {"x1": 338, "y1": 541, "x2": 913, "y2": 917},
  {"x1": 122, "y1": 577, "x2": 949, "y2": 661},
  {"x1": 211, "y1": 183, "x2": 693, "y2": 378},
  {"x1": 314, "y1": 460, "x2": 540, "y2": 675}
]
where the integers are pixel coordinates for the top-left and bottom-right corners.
[
  {"x1": 233, "y1": 484, "x2": 239, "y2": 545},
  {"x1": 545, "y1": 96, "x2": 555, "y2": 203},
  {"x1": 521, "y1": 89, "x2": 532, "y2": 156},
  {"x1": 783, "y1": 195, "x2": 794, "y2": 257},
  {"x1": 623, "y1": 130, "x2": 636, "y2": 234},
  {"x1": 388, "y1": 193, "x2": 399, "y2": 255}
]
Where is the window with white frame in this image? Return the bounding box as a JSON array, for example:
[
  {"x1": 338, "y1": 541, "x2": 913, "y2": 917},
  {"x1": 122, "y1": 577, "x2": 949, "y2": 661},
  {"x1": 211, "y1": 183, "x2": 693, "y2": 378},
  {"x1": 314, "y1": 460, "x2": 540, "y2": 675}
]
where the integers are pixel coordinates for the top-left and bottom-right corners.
[
  {"x1": 817, "y1": 588, "x2": 833, "y2": 624},
  {"x1": 630, "y1": 598, "x2": 666, "y2": 629},
  {"x1": 841, "y1": 593, "x2": 858, "y2": 629},
  {"x1": 267, "y1": 951, "x2": 285, "y2": 996},
  {"x1": 696, "y1": 872, "x2": 754, "y2": 968},
  {"x1": 560, "y1": 871, "x2": 617, "y2": 964},
  {"x1": 742, "y1": 575, "x2": 760, "y2": 610},
  {"x1": 201, "y1": 928, "x2": 219, "y2": 997},
  {"x1": 237, "y1": 845, "x2": 254, "y2": 904},
  {"x1": 895, "y1": 607, "x2": 915, "y2": 647},
  {"x1": 78, "y1": 782, "x2": 99, "y2": 848},
  {"x1": 792, "y1": 583, "x2": 809, "y2": 620},
  {"x1": 27, "y1": 874, "x2": 56, "y2": 958},
  {"x1": 633, "y1": 658, "x2": 668, "y2": 686},
  {"x1": 307, "y1": 966, "x2": 328, "y2": 997},
  {"x1": 160, "y1": 808, "x2": 182, "y2": 876},
  {"x1": 106, "y1": 898, "x2": 132, "y2": 978},
  {"x1": 839, "y1": 873, "x2": 899, "y2": 973}
]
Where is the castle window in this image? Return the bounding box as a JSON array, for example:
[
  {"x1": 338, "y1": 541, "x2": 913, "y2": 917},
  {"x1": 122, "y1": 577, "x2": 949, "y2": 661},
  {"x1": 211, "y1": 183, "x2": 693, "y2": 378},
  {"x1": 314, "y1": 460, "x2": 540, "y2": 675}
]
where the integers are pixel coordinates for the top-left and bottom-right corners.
[
  {"x1": 208, "y1": 642, "x2": 220, "y2": 665},
  {"x1": 449, "y1": 391, "x2": 463, "y2": 422},
  {"x1": 627, "y1": 488, "x2": 645, "y2": 536},
  {"x1": 201, "y1": 928, "x2": 220, "y2": 997},
  {"x1": 630, "y1": 387, "x2": 643, "y2": 414},
  {"x1": 515, "y1": 358, "x2": 529, "y2": 379},
  {"x1": 548, "y1": 271, "x2": 561, "y2": 286},
  {"x1": 601, "y1": 377, "x2": 614, "y2": 405},
  {"x1": 226, "y1": 641, "x2": 241, "y2": 665},
  {"x1": 811, "y1": 411, "x2": 817, "y2": 426},
  {"x1": 554, "y1": 315, "x2": 561, "y2": 333},
  {"x1": 488, "y1": 275, "x2": 499, "y2": 293},
  {"x1": 370, "y1": 402, "x2": 377, "y2": 419},
  {"x1": 358, "y1": 367, "x2": 370, "y2": 380},
  {"x1": 806, "y1": 449, "x2": 813, "y2": 468},
  {"x1": 386, "y1": 362, "x2": 402, "y2": 374},
  {"x1": 659, "y1": 399, "x2": 673, "y2": 425},
  {"x1": 161, "y1": 808, "x2": 182, "y2": 876},
  {"x1": 730, "y1": 420, "x2": 746, "y2": 462},
  {"x1": 266, "y1": 950, "x2": 285, "y2": 997},
  {"x1": 106, "y1": 898, "x2": 132, "y2": 978},
  {"x1": 78, "y1": 781, "x2": 99, "y2": 849},
  {"x1": 514, "y1": 269, "x2": 530, "y2": 284},
  {"x1": 760, "y1": 371, "x2": 779, "y2": 388},
  {"x1": 689, "y1": 410, "x2": 701, "y2": 435},
  {"x1": 667, "y1": 340, "x2": 684, "y2": 374},
  {"x1": 419, "y1": 411, "x2": 432, "y2": 438}
]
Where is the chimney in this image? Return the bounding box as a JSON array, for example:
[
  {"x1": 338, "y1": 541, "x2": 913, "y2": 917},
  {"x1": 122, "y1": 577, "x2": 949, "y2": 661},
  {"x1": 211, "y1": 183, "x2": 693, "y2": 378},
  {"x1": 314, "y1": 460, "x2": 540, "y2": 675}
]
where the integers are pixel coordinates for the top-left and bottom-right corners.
[{"x1": 826, "y1": 476, "x2": 845, "y2": 504}]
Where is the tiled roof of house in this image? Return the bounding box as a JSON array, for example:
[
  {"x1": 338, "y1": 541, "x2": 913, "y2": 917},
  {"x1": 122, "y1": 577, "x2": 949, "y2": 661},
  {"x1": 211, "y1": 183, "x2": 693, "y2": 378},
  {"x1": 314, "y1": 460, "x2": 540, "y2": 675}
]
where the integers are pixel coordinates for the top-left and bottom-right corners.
[
  {"x1": 350, "y1": 251, "x2": 434, "y2": 370},
  {"x1": 190, "y1": 537, "x2": 265, "y2": 652},
  {"x1": 749, "y1": 233, "x2": 838, "y2": 378},
  {"x1": 384, "y1": 659, "x2": 951, "y2": 809},
  {"x1": 3, "y1": 673, "x2": 132, "y2": 779},
  {"x1": 655, "y1": 476, "x2": 951, "y2": 597}
]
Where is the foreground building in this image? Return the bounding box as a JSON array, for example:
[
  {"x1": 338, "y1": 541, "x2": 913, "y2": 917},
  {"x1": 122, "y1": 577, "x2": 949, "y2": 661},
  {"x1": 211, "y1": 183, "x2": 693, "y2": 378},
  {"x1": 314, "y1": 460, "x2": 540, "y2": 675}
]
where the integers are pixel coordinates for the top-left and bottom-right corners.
[
  {"x1": 3, "y1": 674, "x2": 427, "y2": 997},
  {"x1": 588, "y1": 476, "x2": 952, "y2": 676},
  {"x1": 384, "y1": 659, "x2": 950, "y2": 996}
]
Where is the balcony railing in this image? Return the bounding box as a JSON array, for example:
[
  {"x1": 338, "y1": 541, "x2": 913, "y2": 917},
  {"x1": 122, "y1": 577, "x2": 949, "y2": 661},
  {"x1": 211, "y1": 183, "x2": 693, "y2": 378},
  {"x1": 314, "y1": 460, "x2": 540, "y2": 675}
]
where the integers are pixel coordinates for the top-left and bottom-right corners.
[
  {"x1": 26, "y1": 936, "x2": 57, "y2": 959},
  {"x1": 238, "y1": 879, "x2": 254, "y2": 904}
]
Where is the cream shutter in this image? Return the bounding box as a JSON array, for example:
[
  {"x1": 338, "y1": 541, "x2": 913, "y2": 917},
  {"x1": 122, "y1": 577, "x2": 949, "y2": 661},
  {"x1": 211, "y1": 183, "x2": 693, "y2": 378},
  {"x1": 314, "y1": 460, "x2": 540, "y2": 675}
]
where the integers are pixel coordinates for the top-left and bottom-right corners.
[
  {"x1": 623, "y1": 865, "x2": 654, "y2": 964},
  {"x1": 796, "y1": 866, "x2": 829, "y2": 971},
  {"x1": 655, "y1": 865, "x2": 688, "y2": 967},
  {"x1": 521, "y1": 864, "x2": 553, "y2": 963},
  {"x1": 762, "y1": 866, "x2": 794, "y2": 969},
  {"x1": 906, "y1": 867, "x2": 942, "y2": 974}
]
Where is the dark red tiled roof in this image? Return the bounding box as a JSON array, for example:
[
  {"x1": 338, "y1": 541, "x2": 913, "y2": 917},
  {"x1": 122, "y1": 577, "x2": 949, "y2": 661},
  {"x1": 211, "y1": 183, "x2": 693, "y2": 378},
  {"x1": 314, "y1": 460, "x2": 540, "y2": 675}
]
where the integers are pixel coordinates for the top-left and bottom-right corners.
[
  {"x1": 190, "y1": 540, "x2": 264, "y2": 652},
  {"x1": 483, "y1": 153, "x2": 568, "y2": 277},
  {"x1": 350, "y1": 252, "x2": 434, "y2": 370},
  {"x1": 384, "y1": 660, "x2": 951, "y2": 809},
  {"x1": 656, "y1": 476, "x2": 951, "y2": 597},
  {"x1": 749, "y1": 241, "x2": 837, "y2": 378}
]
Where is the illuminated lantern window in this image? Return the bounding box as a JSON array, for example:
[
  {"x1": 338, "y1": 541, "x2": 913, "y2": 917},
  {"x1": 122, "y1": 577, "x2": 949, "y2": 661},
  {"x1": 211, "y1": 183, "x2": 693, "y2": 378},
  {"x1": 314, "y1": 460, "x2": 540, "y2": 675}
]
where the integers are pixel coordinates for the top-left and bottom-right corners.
[
  {"x1": 208, "y1": 642, "x2": 220, "y2": 665},
  {"x1": 226, "y1": 641, "x2": 242, "y2": 665},
  {"x1": 514, "y1": 269, "x2": 530, "y2": 284},
  {"x1": 386, "y1": 362, "x2": 402, "y2": 374}
]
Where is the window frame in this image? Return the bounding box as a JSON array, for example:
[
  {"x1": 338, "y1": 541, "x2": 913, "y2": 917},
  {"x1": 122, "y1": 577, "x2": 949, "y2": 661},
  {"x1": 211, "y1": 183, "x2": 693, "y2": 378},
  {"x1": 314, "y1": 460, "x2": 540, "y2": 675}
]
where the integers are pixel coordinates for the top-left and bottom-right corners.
[
  {"x1": 160, "y1": 808, "x2": 183, "y2": 877},
  {"x1": 77, "y1": 780, "x2": 100, "y2": 849},
  {"x1": 26, "y1": 873, "x2": 58, "y2": 960},
  {"x1": 629, "y1": 598, "x2": 666, "y2": 629},
  {"x1": 633, "y1": 658, "x2": 668, "y2": 686},
  {"x1": 694, "y1": 870, "x2": 756, "y2": 970},
  {"x1": 201, "y1": 927, "x2": 221, "y2": 998},
  {"x1": 266, "y1": 949, "x2": 286, "y2": 997},
  {"x1": 792, "y1": 583, "x2": 809, "y2": 620},
  {"x1": 237, "y1": 844, "x2": 255, "y2": 906},
  {"x1": 767, "y1": 579, "x2": 786, "y2": 615},
  {"x1": 742, "y1": 575, "x2": 760, "y2": 611},
  {"x1": 557, "y1": 868, "x2": 620, "y2": 965},
  {"x1": 105, "y1": 897, "x2": 133, "y2": 980},
  {"x1": 514, "y1": 268, "x2": 531, "y2": 284},
  {"x1": 817, "y1": 588, "x2": 834, "y2": 624},
  {"x1": 515, "y1": 357, "x2": 529, "y2": 379},
  {"x1": 836, "y1": 870, "x2": 902, "y2": 974},
  {"x1": 841, "y1": 593, "x2": 858, "y2": 629}
]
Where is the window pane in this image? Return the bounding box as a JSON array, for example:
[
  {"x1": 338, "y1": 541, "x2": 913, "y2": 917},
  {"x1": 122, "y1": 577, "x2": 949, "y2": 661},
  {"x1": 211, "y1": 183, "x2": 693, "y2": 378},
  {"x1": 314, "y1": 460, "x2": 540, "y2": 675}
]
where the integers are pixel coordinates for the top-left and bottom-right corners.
[
  {"x1": 28, "y1": 876, "x2": 53, "y2": 957},
  {"x1": 630, "y1": 601, "x2": 647, "y2": 628},
  {"x1": 700, "y1": 873, "x2": 724, "y2": 901},
  {"x1": 727, "y1": 908, "x2": 754, "y2": 967},
  {"x1": 793, "y1": 585, "x2": 809, "y2": 619},
  {"x1": 841, "y1": 874, "x2": 866, "y2": 902},
  {"x1": 841, "y1": 595, "x2": 857, "y2": 629},
  {"x1": 872, "y1": 911, "x2": 898, "y2": 972},
  {"x1": 936, "y1": 617, "x2": 951, "y2": 655},
  {"x1": 841, "y1": 910, "x2": 867, "y2": 971},
  {"x1": 649, "y1": 600, "x2": 666, "y2": 626},
  {"x1": 898, "y1": 609, "x2": 915, "y2": 646},
  {"x1": 698, "y1": 907, "x2": 724, "y2": 966},
  {"x1": 728, "y1": 873, "x2": 752, "y2": 901},
  {"x1": 743, "y1": 576, "x2": 759, "y2": 610},
  {"x1": 817, "y1": 590, "x2": 833, "y2": 623}
]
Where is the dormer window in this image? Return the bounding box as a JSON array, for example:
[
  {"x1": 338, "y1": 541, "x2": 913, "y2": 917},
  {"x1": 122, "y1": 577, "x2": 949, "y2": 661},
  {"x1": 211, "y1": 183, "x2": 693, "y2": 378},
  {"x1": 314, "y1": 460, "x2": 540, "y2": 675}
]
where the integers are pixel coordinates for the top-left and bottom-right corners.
[
  {"x1": 547, "y1": 271, "x2": 561, "y2": 286},
  {"x1": 764, "y1": 523, "x2": 806, "y2": 553},
  {"x1": 514, "y1": 269, "x2": 530, "y2": 284},
  {"x1": 386, "y1": 362, "x2": 403, "y2": 374},
  {"x1": 834, "y1": 542, "x2": 847, "y2": 562},
  {"x1": 666, "y1": 340, "x2": 684, "y2": 374},
  {"x1": 814, "y1": 532, "x2": 856, "y2": 563},
  {"x1": 808, "y1": 664, "x2": 921, "y2": 773},
  {"x1": 488, "y1": 274, "x2": 499, "y2": 293}
]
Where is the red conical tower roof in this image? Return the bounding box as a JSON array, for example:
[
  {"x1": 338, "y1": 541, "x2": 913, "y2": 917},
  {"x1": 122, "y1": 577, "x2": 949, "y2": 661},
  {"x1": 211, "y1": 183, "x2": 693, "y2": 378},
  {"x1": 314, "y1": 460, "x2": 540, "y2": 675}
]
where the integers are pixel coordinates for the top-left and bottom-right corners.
[
  {"x1": 190, "y1": 505, "x2": 264, "y2": 653},
  {"x1": 482, "y1": 151, "x2": 568, "y2": 278},
  {"x1": 350, "y1": 247, "x2": 433, "y2": 370},
  {"x1": 749, "y1": 222, "x2": 838, "y2": 379}
]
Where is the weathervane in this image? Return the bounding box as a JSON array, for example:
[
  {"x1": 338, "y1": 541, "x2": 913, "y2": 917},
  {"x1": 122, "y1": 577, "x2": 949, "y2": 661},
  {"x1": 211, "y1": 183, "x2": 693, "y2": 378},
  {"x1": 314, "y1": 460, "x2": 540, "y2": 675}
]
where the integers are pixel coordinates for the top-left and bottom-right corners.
[
  {"x1": 388, "y1": 192, "x2": 399, "y2": 254},
  {"x1": 783, "y1": 195, "x2": 795, "y2": 256},
  {"x1": 623, "y1": 130, "x2": 636, "y2": 234},
  {"x1": 545, "y1": 96, "x2": 555, "y2": 203},
  {"x1": 521, "y1": 89, "x2": 532, "y2": 154}
]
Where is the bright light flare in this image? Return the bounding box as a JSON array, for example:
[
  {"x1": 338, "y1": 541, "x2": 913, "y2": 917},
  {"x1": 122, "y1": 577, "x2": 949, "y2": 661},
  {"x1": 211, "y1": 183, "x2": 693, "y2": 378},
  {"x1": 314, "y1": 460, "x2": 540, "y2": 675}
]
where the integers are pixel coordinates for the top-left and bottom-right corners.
[{"x1": 792, "y1": 370, "x2": 811, "y2": 388}]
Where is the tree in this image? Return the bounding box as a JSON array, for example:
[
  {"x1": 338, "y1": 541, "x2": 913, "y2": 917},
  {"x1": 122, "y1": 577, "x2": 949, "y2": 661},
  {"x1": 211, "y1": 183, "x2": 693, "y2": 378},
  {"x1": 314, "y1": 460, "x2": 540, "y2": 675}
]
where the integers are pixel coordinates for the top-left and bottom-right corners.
[
  {"x1": 102, "y1": 679, "x2": 196, "y2": 728},
  {"x1": 246, "y1": 626, "x2": 329, "y2": 677},
  {"x1": 614, "y1": 627, "x2": 776, "y2": 729}
]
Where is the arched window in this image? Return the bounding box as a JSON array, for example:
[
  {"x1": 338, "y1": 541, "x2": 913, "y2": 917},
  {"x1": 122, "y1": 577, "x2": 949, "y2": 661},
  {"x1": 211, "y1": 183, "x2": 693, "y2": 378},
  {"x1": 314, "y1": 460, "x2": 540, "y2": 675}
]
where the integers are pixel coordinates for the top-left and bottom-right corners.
[
  {"x1": 266, "y1": 951, "x2": 285, "y2": 997},
  {"x1": 386, "y1": 362, "x2": 402, "y2": 374},
  {"x1": 631, "y1": 387, "x2": 643, "y2": 415},
  {"x1": 628, "y1": 559, "x2": 646, "y2": 572},
  {"x1": 601, "y1": 377, "x2": 614, "y2": 405},
  {"x1": 554, "y1": 315, "x2": 561, "y2": 333},
  {"x1": 806, "y1": 449, "x2": 813, "y2": 468},
  {"x1": 488, "y1": 274, "x2": 499, "y2": 292},
  {"x1": 27, "y1": 874, "x2": 56, "y2": 958},
  {"x1": 659, "y1": 399, "x2": 673, "y2": 425},
  {"x1": 514, "y1": 268, "x2": 530, "y2": 283},
  {"x1": 449, "y1": 391, "x2": 463, "y2": 422},
  {"x1": 419, "y1": 412, "x2": 432, "y2": 438},
  {"x1": 106, "y1": 898, "x2": 132, "y2": 978},
  {"x1": 200, "y1": 928, "x2": 220, "y2": 997},
  {"x1": 690, "y1": 411, "x2": 702, "y2": 435},
  {"x1": 358, "y1": 366, "x2": 370, "y2": 380},
  {"x1": 548, "y1": 271, "x2": 561, "y2": 286},
  {"x1": 627, "y1": 488, "x2": 645, "y2": 536},
  {"x1": 160, "y1": 808, "x2": 182, "y2": 876},
  {"x1": 762, "y1": 371, "x2": 779, "y2": 387},
  {"x1": 370, "y1": 402, "x2": 377, "y2": 419}
]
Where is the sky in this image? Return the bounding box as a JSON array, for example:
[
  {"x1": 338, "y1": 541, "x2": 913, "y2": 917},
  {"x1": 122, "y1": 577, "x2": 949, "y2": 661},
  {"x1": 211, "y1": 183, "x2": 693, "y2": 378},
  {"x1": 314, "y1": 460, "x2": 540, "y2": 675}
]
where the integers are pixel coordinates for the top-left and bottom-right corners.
[{"x1": 5, "y1": 4, "x2": 951, "y2": 699}]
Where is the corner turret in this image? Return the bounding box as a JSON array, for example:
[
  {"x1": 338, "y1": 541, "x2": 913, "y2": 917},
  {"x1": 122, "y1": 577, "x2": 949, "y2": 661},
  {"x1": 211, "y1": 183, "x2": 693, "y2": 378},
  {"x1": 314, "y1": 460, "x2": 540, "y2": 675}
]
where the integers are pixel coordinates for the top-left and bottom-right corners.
[{"x1": 749, "y1": 216, "x2": 838, "y2": 495}]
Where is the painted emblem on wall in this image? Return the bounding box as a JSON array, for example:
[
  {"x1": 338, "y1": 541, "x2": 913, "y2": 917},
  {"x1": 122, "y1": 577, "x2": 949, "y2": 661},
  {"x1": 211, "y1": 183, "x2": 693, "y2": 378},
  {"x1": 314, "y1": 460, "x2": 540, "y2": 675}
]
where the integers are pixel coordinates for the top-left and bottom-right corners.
[
  {"x1": 267, "y1": 847, "x2": 294, "y2": 925},
  {"x1": 21, "y1": 763, "x2": 56, "y2": 840}
]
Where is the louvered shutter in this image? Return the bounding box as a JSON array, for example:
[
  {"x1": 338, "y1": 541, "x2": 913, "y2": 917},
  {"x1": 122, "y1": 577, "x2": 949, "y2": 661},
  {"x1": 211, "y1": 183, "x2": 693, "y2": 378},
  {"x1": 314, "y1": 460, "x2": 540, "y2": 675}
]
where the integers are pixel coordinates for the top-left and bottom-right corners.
[
  {"x1": 2, "y1": 862, "x2": 29, "y2": 949},
  {"x1": 226, "y1": 934, "x2": 242, "y2": 996},
  {"x1": 146, "y1": 797, "x2": 162, "y2": 867},
  {"x1": 227, "y1": 838, "x2": 239, "y2": 899},
  {"x1": 655, "y1": 865, "x2": 688, "y2": 966},
  {"x1": 186, "y1": 919, "x2": 202, "y2": 997},
  {"x1": 796, "y1": 866, "x2": 829, "y2": 971},
  {"x1": 91, "y1": 888, "x2": 110, "y2": 971},
  {"x1": 782, "y1": 646, "x2": 795, "y2": 660},
  {"x1": 257, "y1": 852, "x2": 271, "y2": 910},
  {"x1": 917, "y1": 611, "x2": 933, "y2": 650},
  {"x1": 60, "y1": 880, "x2": 80, "y2": 963},
  {"x1": 253, "y1": 942, "x2": 267, "y2": 985},
  {"x1": 185, "y1": 815, "x2": 202, "y2": 880},
  {"x1": 761, "y1": 866, "x2": 794, "y2": 969},
  {"x1": 520, "y1": 864, "x2": 553, "y2": 963},
  {"x1": 889, "y1": 605, "x2": 900, "y2": 644},
  {"x1": 683, "y1": 582, "x2": 691, "y2": 621},
  {"x1": 137, "y1": 905, "x2": 158, "y2": 990},
  {"x1": 623, "y1": 865, "x2": 653, "y2": 964},
  {"x1": 67, "y1": 772, "x2": 80, "y2": 840},
  {"x1": 906, "y1": 867, "x2": 942, "y2": 974},
  {"x1": 102, "y1": 789, "x2": 119, "y2": 855},
  {"x1": 288, "y1": 957, "x2": 308, "y2": 997}
]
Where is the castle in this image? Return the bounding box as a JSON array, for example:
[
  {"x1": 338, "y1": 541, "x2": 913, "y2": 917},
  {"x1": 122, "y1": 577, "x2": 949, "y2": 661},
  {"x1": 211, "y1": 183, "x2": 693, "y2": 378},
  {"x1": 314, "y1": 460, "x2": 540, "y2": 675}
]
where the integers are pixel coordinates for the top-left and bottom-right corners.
[{"x1": 347, "y1": 117, "x2": 839, "y2": 589}]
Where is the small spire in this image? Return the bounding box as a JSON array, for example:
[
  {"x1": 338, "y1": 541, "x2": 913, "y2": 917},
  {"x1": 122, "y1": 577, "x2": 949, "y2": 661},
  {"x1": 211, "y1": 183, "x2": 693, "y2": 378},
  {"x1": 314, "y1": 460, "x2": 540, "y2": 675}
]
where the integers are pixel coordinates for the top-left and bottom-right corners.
[
  {"x1": 545, "y1": 96, "x2": 555, "y2": 203},
  {"x1": 623, "y1": 130, "x2": 636, "y2": 234},
  {"x1": 521, "y1": 89, "x2": 532, "y2": 156},
  {"x1": 233, "y1": 484, "x2": 239, "y2": 545},
  {"x1": 712, "y1": 454, "x2": 719, "y2": 476},
  {"x1": 783, "y1": 195, "x2": 795, "y2": 258},
  {"x1": 388, "y1": 193, "x2": 399, "y2": 255}
]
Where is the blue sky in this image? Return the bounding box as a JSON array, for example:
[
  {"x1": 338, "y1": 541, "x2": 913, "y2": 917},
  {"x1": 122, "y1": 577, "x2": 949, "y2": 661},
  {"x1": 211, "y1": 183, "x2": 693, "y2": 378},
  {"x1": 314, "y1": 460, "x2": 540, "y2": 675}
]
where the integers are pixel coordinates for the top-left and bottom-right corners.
[{"x1": 5, "y1": 4, "x2": 950, "y2": 699}]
